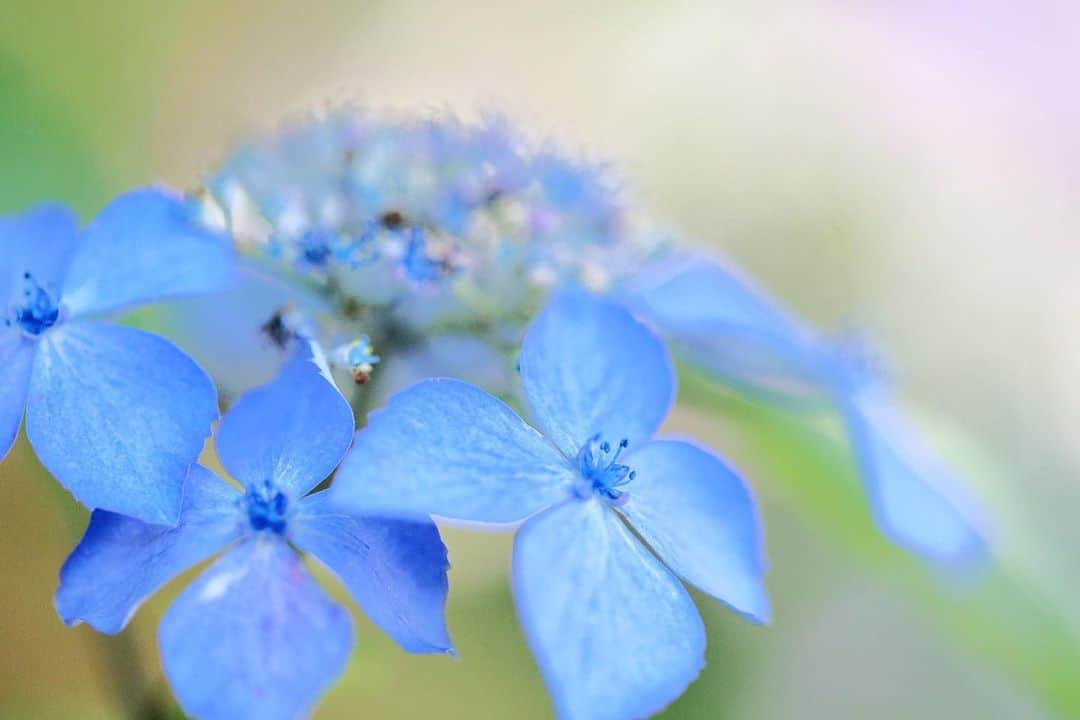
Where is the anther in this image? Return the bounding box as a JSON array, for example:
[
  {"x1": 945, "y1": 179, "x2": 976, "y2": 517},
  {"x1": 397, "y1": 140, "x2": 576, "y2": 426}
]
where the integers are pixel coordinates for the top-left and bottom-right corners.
[{"x1": 574, "y1": 434, "x2": 637, "y2": 505}]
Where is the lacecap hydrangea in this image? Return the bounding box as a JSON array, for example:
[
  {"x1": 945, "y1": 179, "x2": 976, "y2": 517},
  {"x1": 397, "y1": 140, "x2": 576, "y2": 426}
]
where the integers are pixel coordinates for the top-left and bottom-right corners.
[{"x1": 0, "y1": 108, "x2": 990, "y2": 720}]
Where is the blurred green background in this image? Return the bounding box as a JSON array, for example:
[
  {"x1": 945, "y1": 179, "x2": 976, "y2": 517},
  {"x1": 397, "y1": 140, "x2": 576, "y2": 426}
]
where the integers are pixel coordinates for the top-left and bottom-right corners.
[{"x1": 3, "y1": 1, "x2": 1078, "y2": 718}]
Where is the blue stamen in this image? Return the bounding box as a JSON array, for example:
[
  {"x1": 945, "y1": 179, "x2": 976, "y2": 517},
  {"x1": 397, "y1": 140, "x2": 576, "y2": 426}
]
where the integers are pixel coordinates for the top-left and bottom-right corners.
[
  {"x1": 574, "y1": 434, "x2": 635, "y2": 505},
  {"x1": 8, "y1": 271, "x2": 61, "y2": 336},
  {"x1": 298, "y1": 230, "x2": 333, "y2": 267}
]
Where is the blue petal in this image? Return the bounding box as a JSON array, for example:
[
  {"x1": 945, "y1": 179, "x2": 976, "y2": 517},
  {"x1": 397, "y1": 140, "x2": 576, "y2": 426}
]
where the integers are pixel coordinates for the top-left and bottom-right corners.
[
  {"x1": 842, "y1": 381, "x2": 987, "y2": 568},
  {"x1": 519, "y1": 289, "x2": 674, "y2": 456},
  {"x1": 370, "y1": 333, "x2": 511, "y2": 408},
  {"x1": 26, "y1": 322, "x2": 218, "y2": 524},
  {"x1": 292, "y1": 491, "x2": 453, "y2": 654},
  {"x1": 624, "y1": 255, "x2": 826, "y2": 400},
  {"x1": 332, "y1": 378, "x2": 575, "y2": 524},
  {"x1": 619, "y1": 440, "x2": 770, "y2": 622},
  {"x1": 61, "y1": 188, "x2": 235, "y2": 318},
  {"x1": 157, "y1": 262, "x2": 333, "y2": 396},
  {"x1": 626, "y1": 255, "x2": 805, "y2": 340},
  {"x1": 0, "y1": 203, "x2": 79, "y2": 304},
  {"x1": 55, "y1": 465, "x2": 242, "y2": 634},
  {"x1": 513, "y1": 500, "x2": 706, "y2": 720},
  {"x1": 215, "y1": 338, "x2": 354, "y2": 497},
  {"x1": 160, "y1": 538, "x2": 353, "y2": 720},
  {"x1": 0, "y1": 333, "x2": 34, "y2": 462}
]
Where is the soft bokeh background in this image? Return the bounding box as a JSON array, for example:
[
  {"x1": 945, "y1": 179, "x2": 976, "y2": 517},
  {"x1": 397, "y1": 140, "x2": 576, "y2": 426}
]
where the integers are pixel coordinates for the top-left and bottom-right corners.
[{"x1": 3, "y1": 2, "x2": 1078, "y2": 718}]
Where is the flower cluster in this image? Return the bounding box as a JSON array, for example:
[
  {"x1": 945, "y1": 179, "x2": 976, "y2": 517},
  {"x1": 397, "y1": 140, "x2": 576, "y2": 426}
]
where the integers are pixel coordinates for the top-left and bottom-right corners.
[
  {"x1": 0, "y1": 109, "x2": 986, "y2": 720},
  {"x1": 200, "y1": 112, "x2": 664, "y2": 343}
]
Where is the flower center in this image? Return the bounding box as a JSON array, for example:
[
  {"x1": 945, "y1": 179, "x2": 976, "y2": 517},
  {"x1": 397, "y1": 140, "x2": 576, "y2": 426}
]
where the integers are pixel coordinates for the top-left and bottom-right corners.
[
  {"x1": 246, "y1": 484, "x2": 289, "y2": 534},
  {"x1": 7, "y1": 272, "x2": 61, "y2": 337},
  {"x1": 574, "y1": 435, "x2": 635, "y2": 506}
]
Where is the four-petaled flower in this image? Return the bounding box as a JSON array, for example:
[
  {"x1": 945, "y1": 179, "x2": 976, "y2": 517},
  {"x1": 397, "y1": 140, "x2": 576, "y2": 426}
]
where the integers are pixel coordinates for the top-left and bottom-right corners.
[
  {"x1": 1, "y1": 189, "x2": 233, "y2": 524},
  {"x1": 56, "y1": 339, "x2": 453, "y2": 720},
  {"x1": 331, "y1": 290, "x2": 769, "y2": 720}
]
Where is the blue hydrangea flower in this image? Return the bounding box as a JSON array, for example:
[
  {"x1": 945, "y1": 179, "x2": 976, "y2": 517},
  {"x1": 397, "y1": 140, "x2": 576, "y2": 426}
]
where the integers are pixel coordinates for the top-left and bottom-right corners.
[
  {"x1": 55, "y1": 338, "x2": 453, "y2": 720},
  {"x1": 1, "y1": 189, "x2": 233, "y2": 524},
  {"x1": 331, "y1": 290, "x2": 768, "y2": 720},
  {"x1": 625, "y1": 254, "x2": 987, "y2": 568}
]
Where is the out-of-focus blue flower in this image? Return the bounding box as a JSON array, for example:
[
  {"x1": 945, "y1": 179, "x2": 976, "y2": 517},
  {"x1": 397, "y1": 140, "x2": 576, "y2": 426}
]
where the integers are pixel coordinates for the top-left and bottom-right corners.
[
  {"x1": 1, "y1": 189, "x2": 233, "y2": 524},
  {"x1": 330, "y1": 334, "x2": 380, "y2": 385},
  {"x1": 625, "y1": 254, "x2": 987, "y2": 568},
  {"x1": 832, "y1": 360, "x2": 987, "y2": 568},
  {"x1": 197, "y1": 111, "x2": 674, "y2": 421},
  {"x1": 55, "y1": 339, "x2": 453, "y2": 720},
  {"x1": 206, "y1": 112, "x2": 661, "y2": 337},
  {"x1": 331, "y1": 290, "x2": 767, "y2": 720}
]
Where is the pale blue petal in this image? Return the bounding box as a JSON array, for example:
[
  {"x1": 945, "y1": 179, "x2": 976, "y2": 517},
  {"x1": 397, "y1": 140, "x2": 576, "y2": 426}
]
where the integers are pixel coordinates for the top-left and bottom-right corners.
[
  {"x1": 292, "y1": 491, "x2": 453, "y2": 654},
  {"x1": 0, "y1": 203, "x2": 79, "y2": 303},
  {"x1": 626, "y1": 255, "x2": 805, "y2": 340},
  {"x1": 157, "y1": 262, "x2": 332, "y2": 397},
  {"x1": 61, "y1": 188, "x2": 235, "y2": 318},
  {"x1": 370, "y1": 334, "x2": 511, "y2": 408},
  {"x1": 520, "y1": 289, "x2": 674, "y2": 456},
  {"x1": 55, "y1": 465, "x2": 242, "y2": 634},
  {"x1": 619, "y1": 440, "x2": 770, "y2": 622},
  {"x1": 625, "y1": 255, "x2": 826, "y2": 400},
  {"x1": 0, "y1": 333, "x2": 34, "y2": 461},
  {"x1": 843, "y1": 381, "x2": 987, "y2": 568},
  {"x1": 160, "y1": 538, "x2": 353, "y2": 720},
  {"x1": 513, "y1": 500, "x2": 706, "y2": 720},
  {"x1": 332, "y1": 378, "x2": 575, "y2": 524},
  {"x1": 26, "y1": 322, "x2": 218, "y2": 524},
  {"x1": 215, "y1": 338, "x2": 354, "y2": 497}
]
